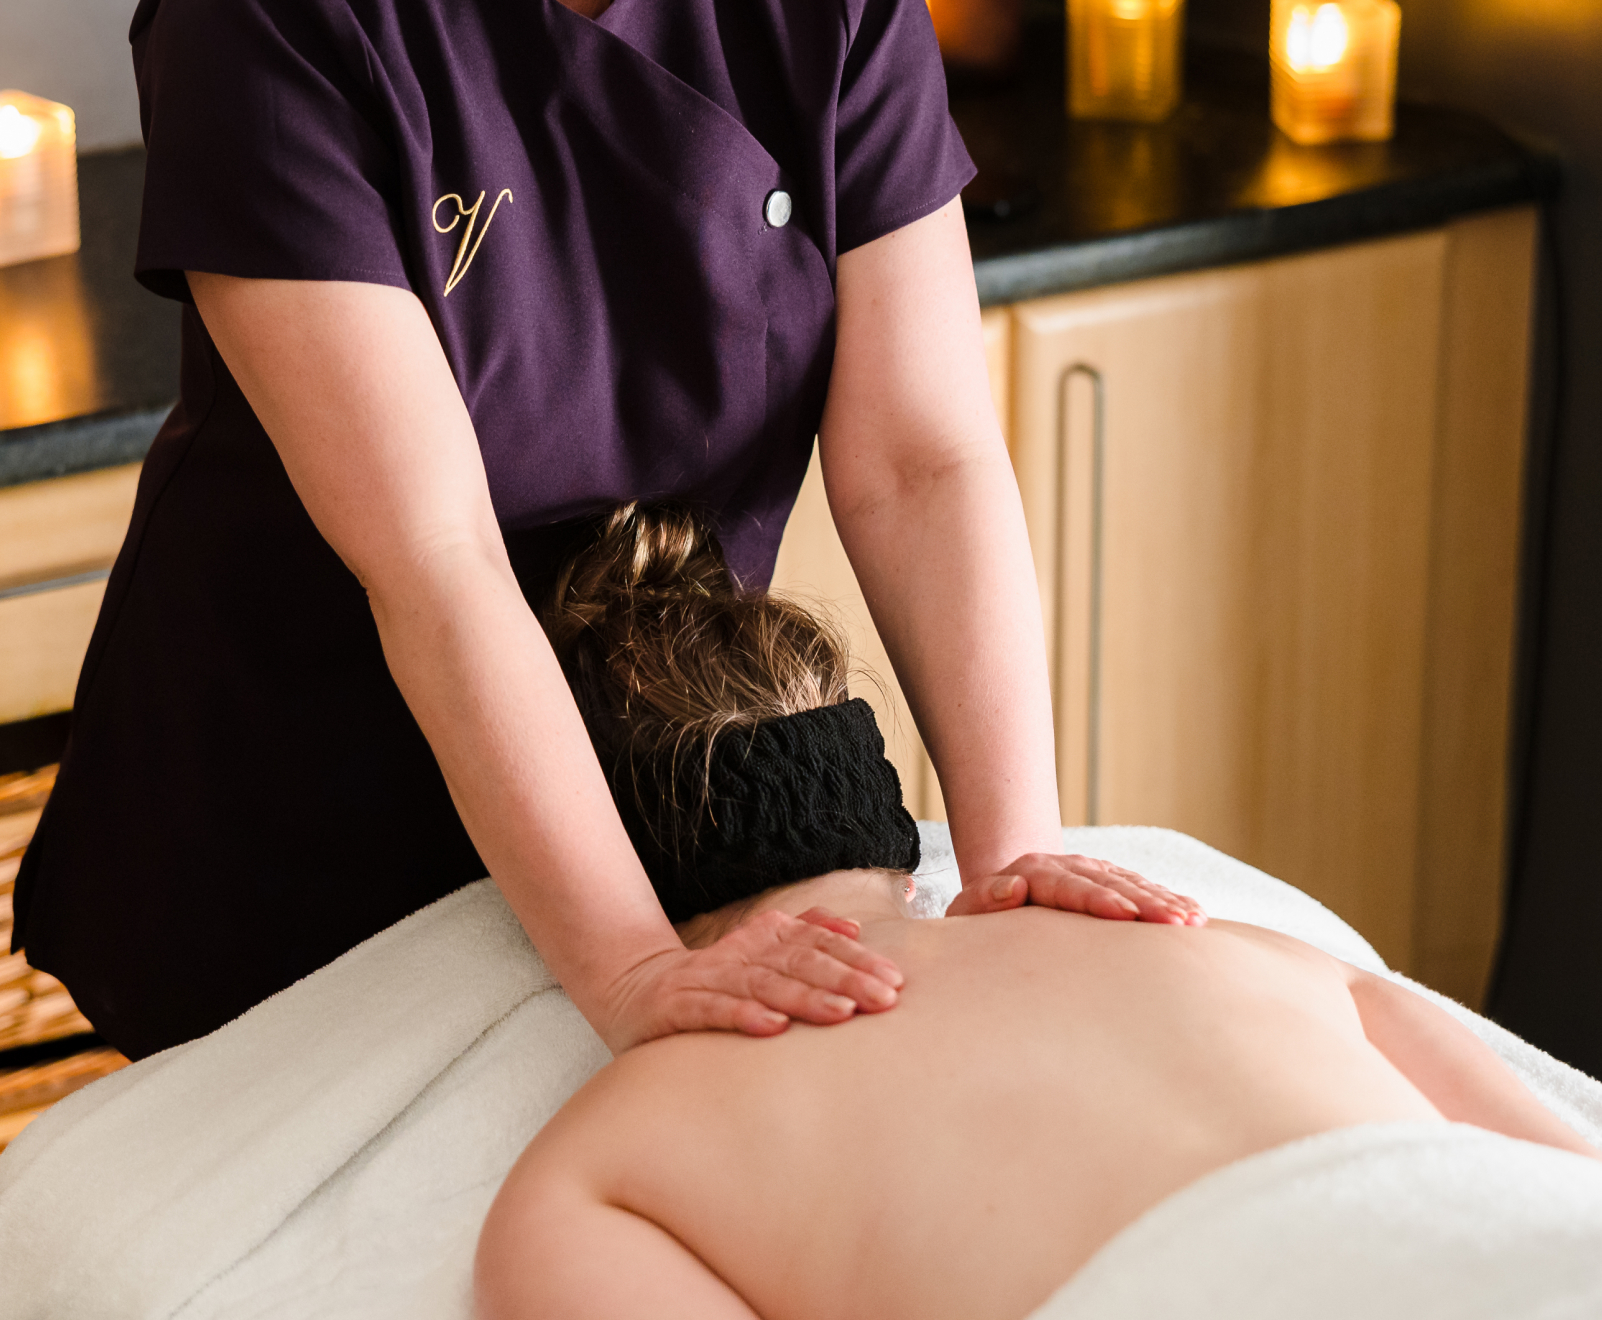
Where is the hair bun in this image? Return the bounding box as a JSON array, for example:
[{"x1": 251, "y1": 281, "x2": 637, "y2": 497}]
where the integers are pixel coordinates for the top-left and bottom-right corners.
[
  {"x1": 542, "y1": 502, "x2": 856, "y2": 913},
  {"x1": 554, "y1": 501, "x2": 732, "y2": 615}
]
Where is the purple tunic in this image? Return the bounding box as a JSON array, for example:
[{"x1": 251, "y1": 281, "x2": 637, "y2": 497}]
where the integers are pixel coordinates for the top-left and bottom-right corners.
[{"x1": 14, "y1": 0, "x2": 972, "y2": 1059}]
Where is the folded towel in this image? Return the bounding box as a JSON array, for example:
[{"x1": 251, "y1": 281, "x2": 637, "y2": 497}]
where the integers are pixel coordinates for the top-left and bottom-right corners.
[
  {"x1": 1, "y1": 826, "x2": 1598, "y2": 1320},
  {"x1": 1037, "y1": 1122, "x2": 1602, "y2": 1319}
]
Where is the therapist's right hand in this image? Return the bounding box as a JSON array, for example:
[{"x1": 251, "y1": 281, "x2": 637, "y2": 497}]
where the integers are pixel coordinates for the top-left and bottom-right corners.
[{"x1": 600, "y1": 907, "x2": 903, "y2": 1052}]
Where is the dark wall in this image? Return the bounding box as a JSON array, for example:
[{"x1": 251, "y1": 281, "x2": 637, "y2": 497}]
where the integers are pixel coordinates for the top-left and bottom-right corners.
[
  {"x1": 1394, "y1": 2, "x2": 1602, "y2": 1077},
  {"x1": 1186, "y1": 0, "x2": 1267, "y2": 49},
  {"x1": 1188, "y1": 0, "x2": 1602, "y2": 1073}
]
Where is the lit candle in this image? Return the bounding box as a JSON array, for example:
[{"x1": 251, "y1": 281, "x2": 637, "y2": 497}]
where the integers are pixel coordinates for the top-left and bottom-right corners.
[
  {"x1": 0, "y1": 91, "x2": 80, "y2": 269},
  {"x1": 1270, "y1": 1, "x2": 1400, "y2": 145},
  {"x1": 1067, "y1": 0, "x2": 1186, "y2": 124}
]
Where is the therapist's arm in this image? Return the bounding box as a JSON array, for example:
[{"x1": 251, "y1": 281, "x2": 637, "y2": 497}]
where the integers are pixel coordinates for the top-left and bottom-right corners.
[
  {"x1": 820, "y1": 200, "x2": 1202, "y2": 924},
  {"x1": 187, "y1": 273, "x2": 903, "y2": 1053}
]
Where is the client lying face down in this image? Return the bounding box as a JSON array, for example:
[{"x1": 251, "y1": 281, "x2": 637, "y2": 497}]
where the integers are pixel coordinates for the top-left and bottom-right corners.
[{"x1": 476, "y1": 505, "x2": 1597, "y2": 1320}]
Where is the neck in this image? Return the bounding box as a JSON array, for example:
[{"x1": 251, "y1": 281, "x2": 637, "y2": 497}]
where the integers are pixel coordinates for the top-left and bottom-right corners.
[{"x1": 677, "y1": 868, "x2": 912, "y2": 949}]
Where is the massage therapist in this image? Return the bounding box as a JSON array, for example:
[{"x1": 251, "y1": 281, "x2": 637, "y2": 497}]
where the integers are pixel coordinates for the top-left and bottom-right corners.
[{"x1": 13, "y1": 0, "x2": 1202, "y2": 1062}]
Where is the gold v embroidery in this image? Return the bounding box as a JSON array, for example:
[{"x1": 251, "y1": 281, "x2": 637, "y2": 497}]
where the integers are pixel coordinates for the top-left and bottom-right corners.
[{"x1": 432, "y1": 188, "x2": 514, "y2": 297}]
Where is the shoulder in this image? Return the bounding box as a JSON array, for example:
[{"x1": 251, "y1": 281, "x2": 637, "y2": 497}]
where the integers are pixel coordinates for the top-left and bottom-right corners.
[
  {"x1": 758, "y1": 0, "x2": 929, "y2": 66},
  {"x1": 516, "y1": 1034, "x2": 745, "y2": 1190},
  {"x1": 132, "y1": 0, "x2": 382, "y2": 61},
  {"x1": 132, "y1": 0, "x2": 393, "y2": 130}
]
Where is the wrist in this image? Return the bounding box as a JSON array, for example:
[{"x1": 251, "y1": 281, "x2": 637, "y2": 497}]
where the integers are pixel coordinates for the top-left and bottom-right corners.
[
  {"x1": 503, "y1": 882, "x2": 684, "y2": 1050},
  {"x1": 950, "y1": 814, "x2": 1063, "y2": 887},
  {"x1": 593, "y1": 942, "x2": 683, "y2": 1053}
]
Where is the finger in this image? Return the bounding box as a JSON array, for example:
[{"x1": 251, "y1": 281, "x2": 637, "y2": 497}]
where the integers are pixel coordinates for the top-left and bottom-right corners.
[
  {"x1": 640, "y1": 990, "x2": 790, "y2": 1043},
  {"x1": 1097, "y1": 872, "x2": 1205, "y2": 925},
  {"x1": 703, "y1": 992, "x2": 793, "y2": 1037},
  {"x1": 796, "y1": 906, "x2": 862, "y2": 940},
  {"x1": 1026, "y1": 871, "x2": 1140, "y2": 920},
  {"x1": 783, "y1": 919, "x2": 904, "y2": 990},
  {"x1": 770, "y1": 940, "x2": 899, "y2": 1011},
  {"x1": 731, "y1": 999, "x2": 794, "y2": 1036},
  {"x1": 945, "y1": 873, "x2": 1028, "y2": 917},
  {"x1": 744, "y1": 966, "x2": 863, "y2": 1024},
  {"x1": 1101, "y1": 865, "x2": 1206, "y2": 921}
]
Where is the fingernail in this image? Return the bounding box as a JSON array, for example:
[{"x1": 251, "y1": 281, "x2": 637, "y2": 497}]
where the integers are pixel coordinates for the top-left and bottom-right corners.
[
  {"x1": 1119, "y1": 897, "x2": 1140, "y2": 914},
  {"x1": 827, "y1": 994, "x2": 856, "y2": 1015},
  {"x1": 865, "y1": 983, "x2": 897, "y2": 1007},
  {"x1": 882, "y1": 966, "x2": 905, "y2": 989},
  {"x1": 762, "y1": 1011, "x2": 788, "y2": 1027},
  {"x1": 991, "y1": 876, "x2": 1017, "y2": 901}
]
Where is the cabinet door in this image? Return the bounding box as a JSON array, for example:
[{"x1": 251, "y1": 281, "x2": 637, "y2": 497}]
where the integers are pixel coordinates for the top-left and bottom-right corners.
[
  {"x1": 1012, "y1": 233, "x2": 1449, "y2": 969},
  {"x1": 0, "y1": 464, "x2": 141, "y2": 725},
  {"x1": 771, "y1": 309, "x2": 1013, "y2": 822}
]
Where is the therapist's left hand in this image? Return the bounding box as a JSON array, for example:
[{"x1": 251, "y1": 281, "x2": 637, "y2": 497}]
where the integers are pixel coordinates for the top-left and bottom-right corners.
[{"x1": 945, "y1": 853, "x2": 1207, "y2": 925}]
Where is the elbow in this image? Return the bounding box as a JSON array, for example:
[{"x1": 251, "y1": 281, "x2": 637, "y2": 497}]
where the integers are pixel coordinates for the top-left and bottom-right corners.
[
  {"x1": 823, "y1": 438, "x2": 1008, "y2": 533},
  {"x1": 357, "y1": 530, "x2": 518, "y2": 632}
]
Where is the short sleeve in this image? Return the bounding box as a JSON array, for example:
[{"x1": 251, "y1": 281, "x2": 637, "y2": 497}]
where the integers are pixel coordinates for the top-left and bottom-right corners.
[
  {"x1": 833, "y1": 0, "x2": 976, "y2": 255},
  {"x1": 130, "y1": 0, "x2": 411, "y2": 303}
]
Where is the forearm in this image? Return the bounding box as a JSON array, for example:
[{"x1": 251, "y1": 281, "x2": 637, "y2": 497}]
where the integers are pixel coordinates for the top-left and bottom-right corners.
[
  {"x1": 827, "y1": 446, "x2": 1061, "y2": 880},
  {"x1": 368, "y1": 546, "x2": 681, "y2": 1036},
  {"x1": 187, "y1": 274, "x2": 677, "y2": 1043}
]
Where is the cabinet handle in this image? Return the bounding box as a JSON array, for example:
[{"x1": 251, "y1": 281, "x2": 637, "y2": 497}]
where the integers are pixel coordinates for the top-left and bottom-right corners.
[
  {"x1": 1056, "y1": 363, "x2": 1105, "y2": 826},
  {"x1": 0, "y1": 564, "x2": 113, "y2": 603}
]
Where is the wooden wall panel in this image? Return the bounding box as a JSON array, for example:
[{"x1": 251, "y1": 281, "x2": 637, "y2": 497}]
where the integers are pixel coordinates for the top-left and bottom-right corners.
[
  {"x1": 0, "y1": 464, "x2": 140, "y2": 585},
  {"x1": 1414, "y1": 207, "x2": 1538, "y2": 1006},
  {"x1": 1250, "y1": 234, "x2": 1447, "y2": 973},
  {"x1": 0, "y1": 583, "x2": 108, "y2": 722},
  {"x1": 0, "y1": 464, "x2": 140, "y2": 724},
  {"x1": 1012, "y1": 232, "x2": 1450, "y2": 971}
]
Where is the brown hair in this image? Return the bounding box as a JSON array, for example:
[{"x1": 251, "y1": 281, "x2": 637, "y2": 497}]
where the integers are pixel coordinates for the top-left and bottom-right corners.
[{"x1": 544, "y1": 502, "x2": 851, "y2": 871}]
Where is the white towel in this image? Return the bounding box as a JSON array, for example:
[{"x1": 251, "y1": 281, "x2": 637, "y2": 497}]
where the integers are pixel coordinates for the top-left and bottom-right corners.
[
  {"x1": 1037, "y1": 1123, "x2": 1602, "y2": 1320},
  {"x1": 1, "y1": 826, "x2": 1598, "y2": 1320}
]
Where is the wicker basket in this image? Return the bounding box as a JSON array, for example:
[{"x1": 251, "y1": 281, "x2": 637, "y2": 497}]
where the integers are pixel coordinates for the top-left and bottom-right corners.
[
  {"x1": 0, "y1": 767, "x2": 128, "y2": 1151},
  {"x1": 0, "y1": 1047, "x2": 127, "y2": 1151},
  {"x1": 0, "y1": 767, "x2": 95, "y2": 1052}
]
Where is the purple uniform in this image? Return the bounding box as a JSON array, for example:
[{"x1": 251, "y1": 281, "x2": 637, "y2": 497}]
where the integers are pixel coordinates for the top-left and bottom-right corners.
[{"x1": 13, "y1": 0, "x2": 972, "y2": 1059}]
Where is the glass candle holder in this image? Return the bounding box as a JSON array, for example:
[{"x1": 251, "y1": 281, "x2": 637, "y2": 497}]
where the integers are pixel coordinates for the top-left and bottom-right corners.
[
  {"x1": 1270, "y1": 1, "x2": 1400, "y2": 145},
  {"x1": 1068, "y1": 0, "x2": 1186, "y2": 124},
  {"x1": 928, "y1": 0, "x2": 1024, "y2": 77},
  {"x1": 0, "y1": 91, "x2": 80, "y2": 269}
]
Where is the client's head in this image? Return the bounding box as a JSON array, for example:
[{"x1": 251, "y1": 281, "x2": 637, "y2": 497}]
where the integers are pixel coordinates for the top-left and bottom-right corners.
[{"x1": 544, "y1": 502, "x2": 920, "y2": 925}]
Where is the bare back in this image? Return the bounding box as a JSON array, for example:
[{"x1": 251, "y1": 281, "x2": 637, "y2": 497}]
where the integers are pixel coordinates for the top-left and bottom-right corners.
[{"x1": 484, "y1": 910, "x2": 1441, "y2": 1320}]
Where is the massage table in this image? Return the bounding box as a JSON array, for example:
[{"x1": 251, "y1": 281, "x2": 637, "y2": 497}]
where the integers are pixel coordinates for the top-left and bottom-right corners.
[{"x1": 2, "y1": 825, "x2": 1600, "y2": 1319}]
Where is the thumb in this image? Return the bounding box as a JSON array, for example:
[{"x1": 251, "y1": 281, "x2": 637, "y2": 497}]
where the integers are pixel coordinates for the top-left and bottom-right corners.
[
  {"x1": 945, "y1": 873, "x2": 1026, "y2": 917},
  {"x1": 797, "y1": 906, "x2": 861, "y2": 938}
]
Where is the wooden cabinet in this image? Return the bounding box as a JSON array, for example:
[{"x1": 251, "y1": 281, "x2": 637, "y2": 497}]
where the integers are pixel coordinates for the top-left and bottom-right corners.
[
  {"x1": 775, "y1": 207, "x2": 1537, "y2": 1005},
  {"x1": 0, "y1": 464, "x2": 140, "y2": 725}
]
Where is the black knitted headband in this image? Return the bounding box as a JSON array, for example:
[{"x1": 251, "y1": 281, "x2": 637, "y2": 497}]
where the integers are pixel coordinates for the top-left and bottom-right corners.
[{"x1": 610, "y1": 697, "x2": 922, "y2": 922}]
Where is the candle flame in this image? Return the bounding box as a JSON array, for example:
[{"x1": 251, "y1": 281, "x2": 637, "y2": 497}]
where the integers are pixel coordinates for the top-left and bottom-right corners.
[
  {"x1": 0, "y1": 104, "x2": 42, "y2": 160},
  {"x1": 1286, "y1": 3, "x2": 1350, "y2": 73}
]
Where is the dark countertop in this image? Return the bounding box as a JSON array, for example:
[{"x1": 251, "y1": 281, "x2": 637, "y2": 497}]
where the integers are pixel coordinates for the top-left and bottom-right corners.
[
  {"x1": 0, "y1": 46, "x2": 1556, "y2": 490},
  {"x1": 953, "y1": 46, "x2": 1556, "y2": 305},
  {"x1": 0, "y1": 149, "x2": 180, "y2": 487}
]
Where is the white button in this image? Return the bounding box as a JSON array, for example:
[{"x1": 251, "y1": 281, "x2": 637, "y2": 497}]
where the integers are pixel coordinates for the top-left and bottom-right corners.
[{"x1": 763, "y1": 189, "x2": 793, "y2": 228}]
